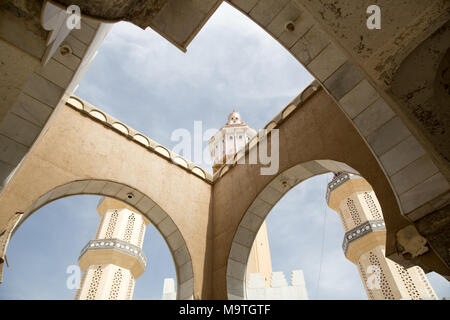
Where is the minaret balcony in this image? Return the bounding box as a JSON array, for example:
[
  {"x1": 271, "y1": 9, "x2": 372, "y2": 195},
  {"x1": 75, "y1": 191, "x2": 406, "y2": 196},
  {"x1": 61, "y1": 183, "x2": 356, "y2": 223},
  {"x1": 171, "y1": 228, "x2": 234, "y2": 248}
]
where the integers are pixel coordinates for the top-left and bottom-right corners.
[
  {"x1": 78, "y1": 238, "x2": 147, "y2": 278},
  {"x1": 326, "y1": 172, "x2": 351, "y2": 204},
  {"x1": 342, "y1": 220, "x2": 387, "y2": 263}
]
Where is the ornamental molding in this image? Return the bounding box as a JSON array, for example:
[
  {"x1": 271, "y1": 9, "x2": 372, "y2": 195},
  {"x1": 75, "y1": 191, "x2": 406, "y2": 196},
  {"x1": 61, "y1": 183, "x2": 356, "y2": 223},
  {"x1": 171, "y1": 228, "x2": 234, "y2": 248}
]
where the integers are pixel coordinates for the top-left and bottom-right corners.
[
  {"x1": 79, "y1": 238, "x2": 147, "y2": 268},
  {"x1": 342, "y1": 220, "x2": 386, "y2": 254},
  {"x1": 326, "y1": 172, "x2": 351, "y2": 204}
]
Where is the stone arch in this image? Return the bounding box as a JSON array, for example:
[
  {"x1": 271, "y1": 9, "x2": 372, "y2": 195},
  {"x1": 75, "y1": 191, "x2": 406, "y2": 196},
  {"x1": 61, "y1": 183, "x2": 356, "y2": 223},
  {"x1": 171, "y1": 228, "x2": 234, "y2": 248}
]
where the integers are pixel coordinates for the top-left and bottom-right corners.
[
  {"x1": 225, "y1": 0, "x2": 449, "y2": 224},
  {"x1": 211, "y1": 85, "x2": 408, "y2": 299},
  {"x1": 391, "y1": 21, "x2": 450, "y2": 166},
  {"x1": 1, "y1": 0, "x2": 449, "y2": 298},
  {"x1": 0, "y1": 103, "x2": 213, "y2": 299},
  {"x1": 226, "y1": 160, "x2": 357, "y2": 299},
  {"x1": 7, "y1": 178, "x2": 193, "y2": 300},
  {"x1": 225, "y1": 157, "x2": 446, "y2": 299},
  {"x1": 3, "y1": 1, "x2": 447, "y2": 253},
  {"x1": 37, "y1": 0, "x2": 447, "y2": 228}
]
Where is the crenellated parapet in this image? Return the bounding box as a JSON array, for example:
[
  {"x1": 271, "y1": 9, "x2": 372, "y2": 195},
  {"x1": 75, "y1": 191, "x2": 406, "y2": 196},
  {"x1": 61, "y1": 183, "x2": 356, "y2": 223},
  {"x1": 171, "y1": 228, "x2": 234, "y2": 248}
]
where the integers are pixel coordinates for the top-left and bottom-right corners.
[{"x1": 246, "y1": 270, "x2": 308, "y2": 300}]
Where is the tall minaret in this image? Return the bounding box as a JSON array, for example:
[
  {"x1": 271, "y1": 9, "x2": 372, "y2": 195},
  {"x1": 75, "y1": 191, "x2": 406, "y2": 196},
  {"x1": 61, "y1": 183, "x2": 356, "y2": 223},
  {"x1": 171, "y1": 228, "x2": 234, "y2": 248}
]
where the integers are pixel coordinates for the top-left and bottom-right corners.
[
  {"x1": 208, "y1": 111, "x2": 272, "y2": 287},
  {"x1": 75, "y1": 197, "x2": 149, "y2": 300},
  {"x1": 208, "y1": 110, "x2": 257, "y2": 173},
  {"x1": 327, "y1": 172, "x2": 437, "y2": 300}
]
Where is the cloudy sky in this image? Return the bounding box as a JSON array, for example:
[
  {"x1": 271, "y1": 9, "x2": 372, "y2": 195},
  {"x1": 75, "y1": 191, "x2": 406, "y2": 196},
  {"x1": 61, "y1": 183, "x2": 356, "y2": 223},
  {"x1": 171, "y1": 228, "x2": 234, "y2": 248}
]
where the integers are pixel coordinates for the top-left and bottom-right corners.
[{"x1": 0, "y1": 2, "x2": 448, "y2": 300}]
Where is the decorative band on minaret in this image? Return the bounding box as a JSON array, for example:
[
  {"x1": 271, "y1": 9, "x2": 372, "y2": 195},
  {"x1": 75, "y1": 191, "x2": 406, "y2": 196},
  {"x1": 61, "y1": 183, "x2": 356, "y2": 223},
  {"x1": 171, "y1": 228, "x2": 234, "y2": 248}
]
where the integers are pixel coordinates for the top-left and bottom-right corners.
[
  {"x1": 75, "y1": 198, "x2": 150, "y2": 300},
  {"x1": 327, "y1": 172, "x2": 437, "y2": 300}
]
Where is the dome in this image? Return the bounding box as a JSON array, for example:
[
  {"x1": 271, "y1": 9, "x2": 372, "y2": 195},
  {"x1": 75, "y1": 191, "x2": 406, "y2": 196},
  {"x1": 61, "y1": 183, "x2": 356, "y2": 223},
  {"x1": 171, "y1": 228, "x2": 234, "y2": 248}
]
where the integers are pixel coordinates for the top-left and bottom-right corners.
[{"x1": 227, "y1": 109, "x2": 242, "y2": 125}]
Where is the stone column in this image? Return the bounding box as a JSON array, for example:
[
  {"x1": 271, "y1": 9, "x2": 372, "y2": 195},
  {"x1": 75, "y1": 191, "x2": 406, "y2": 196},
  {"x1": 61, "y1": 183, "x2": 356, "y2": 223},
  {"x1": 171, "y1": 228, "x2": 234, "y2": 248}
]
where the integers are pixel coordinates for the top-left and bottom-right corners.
[
  {"x1": 75, "y1": 198, "x2": 149, "y2": 300},
  {"x1": 327, "y1": 173, "x2": 437, "y2": 300}
]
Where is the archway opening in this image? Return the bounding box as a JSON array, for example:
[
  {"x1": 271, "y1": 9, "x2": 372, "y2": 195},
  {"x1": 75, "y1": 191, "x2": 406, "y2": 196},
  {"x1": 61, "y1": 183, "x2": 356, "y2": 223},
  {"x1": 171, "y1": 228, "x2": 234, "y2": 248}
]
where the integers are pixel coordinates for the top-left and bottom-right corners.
[
  {"x1": 227, "y1": 162, "x2": 450, "y2": 300},
  {"x1": 245, "y1": 173, "x2": 368, "y2": 299},
  {"x1": 0, "y1": 179, "x2": 195, "y2": 300}
]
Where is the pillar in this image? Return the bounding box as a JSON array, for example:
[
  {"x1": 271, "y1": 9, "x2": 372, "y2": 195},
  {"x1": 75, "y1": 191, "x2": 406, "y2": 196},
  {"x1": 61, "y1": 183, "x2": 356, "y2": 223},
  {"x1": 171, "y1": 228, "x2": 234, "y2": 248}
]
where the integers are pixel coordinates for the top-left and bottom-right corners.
[
  {"x1": 326, "y1": 173, "x2": 438, "y2": 300},
  {"x1": 75, "y1": 198, "x2": 150, "y2": 300}
]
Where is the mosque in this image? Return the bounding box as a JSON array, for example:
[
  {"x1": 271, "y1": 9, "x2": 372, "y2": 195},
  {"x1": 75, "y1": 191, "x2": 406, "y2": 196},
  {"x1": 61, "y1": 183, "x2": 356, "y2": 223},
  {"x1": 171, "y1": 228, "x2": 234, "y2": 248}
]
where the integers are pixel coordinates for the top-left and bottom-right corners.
[
  {"x1": 73, "y1": 111, "x2": 436, "y2": 300},
  {"x1": 0, "y1": 0, "x2": 448, "y2": 300}
]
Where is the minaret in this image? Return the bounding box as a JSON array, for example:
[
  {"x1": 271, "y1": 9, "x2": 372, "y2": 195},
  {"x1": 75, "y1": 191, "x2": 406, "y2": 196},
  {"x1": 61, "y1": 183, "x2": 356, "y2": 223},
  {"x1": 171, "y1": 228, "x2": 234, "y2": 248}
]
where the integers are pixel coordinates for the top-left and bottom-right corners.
[
  {"x1": 208, "y1": 111, "x2": 272, "y2": 287},
  {"x1": 246, "y1": 222, "x2": 273, "y2": 288},
  {"x1": 206, "y1": 111, "x2": 308, "y2": 299},
  {"x1": 208, "y1": 110, "x2": 257, "y2": 173},
  {"x1": 326, "y1": 172, "x2": 437, "y2": 300},
  {"x1": 75, "y1": 197, "x2": 149, "y2": 300}
]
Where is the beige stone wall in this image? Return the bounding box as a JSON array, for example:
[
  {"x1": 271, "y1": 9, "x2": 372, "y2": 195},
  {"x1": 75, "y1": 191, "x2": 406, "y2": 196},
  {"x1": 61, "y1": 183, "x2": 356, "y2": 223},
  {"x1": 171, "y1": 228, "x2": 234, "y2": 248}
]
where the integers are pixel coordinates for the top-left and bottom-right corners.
[
  {"x1": 0, "y1": 104, "x2": 212, "y2": 299},
  {"x1": 0, "y1": 84, "x2": 446, "y2": 299},
  {"x1": 217, "y1": 86, "x2": 410, "y2": 299},
  {"x1": 0, "y1": 2, "x2": 111, "y2": 186},
  {"x1": 0, "y1": 1, "x2": 448, "y2": 299}
]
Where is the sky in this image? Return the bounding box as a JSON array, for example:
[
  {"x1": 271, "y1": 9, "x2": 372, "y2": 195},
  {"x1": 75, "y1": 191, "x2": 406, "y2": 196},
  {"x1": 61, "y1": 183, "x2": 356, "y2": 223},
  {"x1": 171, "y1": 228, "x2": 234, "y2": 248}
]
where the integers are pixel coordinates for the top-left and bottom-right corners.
[{"x1": 0, "y1": 2, "x2": 448, "y2": 300}]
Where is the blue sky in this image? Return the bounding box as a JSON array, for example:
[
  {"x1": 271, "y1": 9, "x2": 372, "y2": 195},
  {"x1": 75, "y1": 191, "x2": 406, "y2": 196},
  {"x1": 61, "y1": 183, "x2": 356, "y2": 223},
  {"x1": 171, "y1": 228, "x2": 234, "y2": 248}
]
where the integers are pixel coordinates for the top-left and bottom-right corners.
[{"x1": 0, "y1": 2, "x2": 448, "y2": 300}]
